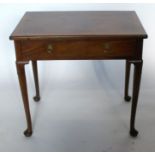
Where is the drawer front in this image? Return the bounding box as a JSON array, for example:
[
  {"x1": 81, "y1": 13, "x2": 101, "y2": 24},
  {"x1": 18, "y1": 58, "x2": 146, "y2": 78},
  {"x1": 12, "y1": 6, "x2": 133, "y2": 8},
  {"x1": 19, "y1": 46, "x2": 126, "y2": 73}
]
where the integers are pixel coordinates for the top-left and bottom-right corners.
[{"x1": 20, "y1": 39, "x2": 137, "y2": 60}]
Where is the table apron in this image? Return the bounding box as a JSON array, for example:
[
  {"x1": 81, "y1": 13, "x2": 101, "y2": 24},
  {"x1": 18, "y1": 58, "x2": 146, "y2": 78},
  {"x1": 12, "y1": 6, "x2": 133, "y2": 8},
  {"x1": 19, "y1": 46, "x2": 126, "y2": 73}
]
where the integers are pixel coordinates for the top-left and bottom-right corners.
[{"x1": 15, "y1": 38, "x2": 140, "y2": 60}]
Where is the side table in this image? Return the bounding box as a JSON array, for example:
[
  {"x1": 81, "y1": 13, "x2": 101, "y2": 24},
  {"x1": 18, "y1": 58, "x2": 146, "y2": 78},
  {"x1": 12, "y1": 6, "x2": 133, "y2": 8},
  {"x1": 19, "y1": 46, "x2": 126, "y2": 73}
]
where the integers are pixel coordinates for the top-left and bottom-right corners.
[{"x1": 10, "y1": 11, "x2": 148, "y2": 137}]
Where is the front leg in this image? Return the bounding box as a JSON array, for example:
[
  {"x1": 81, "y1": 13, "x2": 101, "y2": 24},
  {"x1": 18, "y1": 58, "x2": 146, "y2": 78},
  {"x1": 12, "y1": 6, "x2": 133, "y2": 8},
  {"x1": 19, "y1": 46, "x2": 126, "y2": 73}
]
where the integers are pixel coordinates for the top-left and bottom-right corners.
[
  {"x1": 124, "y1": 60, "x2": 131, "y2": 102},
  {"x1": 129, "y1": 60, "x2": 143, "y2": 137},
  {"x1": 32, "y1": 61, "x2": 40, "y2": 102},
  {"x1": 16, "y1": 61, "x2": 32, "y2": 137}
]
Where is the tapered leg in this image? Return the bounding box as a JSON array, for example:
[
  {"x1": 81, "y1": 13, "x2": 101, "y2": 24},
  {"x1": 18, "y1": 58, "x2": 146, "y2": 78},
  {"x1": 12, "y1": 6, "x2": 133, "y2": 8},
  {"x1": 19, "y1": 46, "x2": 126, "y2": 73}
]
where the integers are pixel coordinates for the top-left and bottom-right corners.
[
  {"x1": 129, "y1": 60, "x2": 143, "y2": 137},
  {"x1": 16, "y1": 61, "x2": 32, "y2": 137},
  {"x1": 124, "y1": 60, "x2": 131, "y2": 102},
  {"x1": 32, "y1": 61, "x2": 40, "y2": 102}
]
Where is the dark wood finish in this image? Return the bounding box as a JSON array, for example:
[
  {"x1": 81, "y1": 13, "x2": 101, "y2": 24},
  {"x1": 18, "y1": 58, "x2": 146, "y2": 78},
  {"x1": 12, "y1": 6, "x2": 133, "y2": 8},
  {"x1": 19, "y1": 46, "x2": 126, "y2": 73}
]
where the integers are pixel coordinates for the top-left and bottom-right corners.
[
  {"x1": 10, "y1": 11, "x2": 147, "y2": 40},
  {"x1": 129, "y1": 60, "x2": 143, "y2": 137},
  {"x1": 32, "y1": 61, "x2": 40, "y2": 102},
  {"x1": 10, "y1": 11, "x2": 147, "y2": 137},
  {"x1": 19, "y1": 38, "x2": 138, "y2": 60},
  {"x1": 124, "y1": 60, "x2": 131, "y2": 102},
  {"x1": 16, "y1": 61, "x2": 32, "y2": 137}
]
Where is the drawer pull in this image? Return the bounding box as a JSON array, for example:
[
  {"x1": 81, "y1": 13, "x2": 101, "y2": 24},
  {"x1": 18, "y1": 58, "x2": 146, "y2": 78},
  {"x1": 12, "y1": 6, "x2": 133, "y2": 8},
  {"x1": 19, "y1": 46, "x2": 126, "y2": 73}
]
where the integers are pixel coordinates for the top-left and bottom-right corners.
[
  {"x1": 103, "y1": 43, "x2": 110, "y2": 49},
  {"x1": 103, "y1": 43, "x2": 110, "y2": 53},
  {"x1": 47, "y1": 44, "x2": 53, "y2": 54}
]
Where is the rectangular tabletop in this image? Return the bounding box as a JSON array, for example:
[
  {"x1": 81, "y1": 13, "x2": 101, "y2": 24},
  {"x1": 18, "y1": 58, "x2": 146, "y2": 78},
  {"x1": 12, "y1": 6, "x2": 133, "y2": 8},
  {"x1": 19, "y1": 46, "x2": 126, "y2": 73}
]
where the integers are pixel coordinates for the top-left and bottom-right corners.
[{"x1": 10, "y1": 11, "x2": 147, "y2": 40}]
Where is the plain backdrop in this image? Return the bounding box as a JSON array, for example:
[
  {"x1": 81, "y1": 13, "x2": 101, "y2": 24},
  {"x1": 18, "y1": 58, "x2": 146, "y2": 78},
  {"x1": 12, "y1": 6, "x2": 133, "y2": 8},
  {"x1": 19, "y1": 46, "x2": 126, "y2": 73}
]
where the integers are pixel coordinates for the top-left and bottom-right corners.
[{"x1": 0, "y1": 3, "x2": 155, "y2": 151}]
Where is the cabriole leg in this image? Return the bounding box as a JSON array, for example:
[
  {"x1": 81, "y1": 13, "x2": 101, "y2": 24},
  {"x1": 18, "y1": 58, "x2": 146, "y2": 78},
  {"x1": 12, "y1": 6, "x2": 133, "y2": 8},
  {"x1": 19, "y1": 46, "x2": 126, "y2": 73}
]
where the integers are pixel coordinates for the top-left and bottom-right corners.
[
  {"x1": 129, "y1": 60, "x2": 143, "y2": 137},
  {"x1": 16, "y1": 61, "x2": 32, "y2": 137}
]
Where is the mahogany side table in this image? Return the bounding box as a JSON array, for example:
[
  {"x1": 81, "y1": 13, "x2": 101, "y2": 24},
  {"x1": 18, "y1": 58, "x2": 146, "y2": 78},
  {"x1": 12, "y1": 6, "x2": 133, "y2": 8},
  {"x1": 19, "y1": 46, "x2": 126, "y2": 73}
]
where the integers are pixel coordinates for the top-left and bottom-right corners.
[{"x1": 10, "y1": 11, "x2": 147, "y2": 137}]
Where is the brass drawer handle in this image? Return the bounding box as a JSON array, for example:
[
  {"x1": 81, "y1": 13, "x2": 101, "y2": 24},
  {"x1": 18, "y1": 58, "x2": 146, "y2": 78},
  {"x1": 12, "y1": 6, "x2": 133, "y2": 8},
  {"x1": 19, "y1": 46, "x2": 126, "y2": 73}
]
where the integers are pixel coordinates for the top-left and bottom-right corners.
[
  {"x1": 47, "y1": 44, "x2": 53, "y2": 54},
  {"x1": 104, "y1": 43, "x2": 110, "y2": 49},
  {"x1": 103, "y1": 43, "x2": 110, "y2": 53}
]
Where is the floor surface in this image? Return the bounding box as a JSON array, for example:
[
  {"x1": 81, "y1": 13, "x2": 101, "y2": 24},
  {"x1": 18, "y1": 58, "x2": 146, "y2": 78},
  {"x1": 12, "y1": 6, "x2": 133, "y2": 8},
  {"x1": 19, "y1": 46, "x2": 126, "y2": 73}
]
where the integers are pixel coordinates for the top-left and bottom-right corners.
[{"x1": 0, "y1": 60, "x2": 155, "y2": 151}]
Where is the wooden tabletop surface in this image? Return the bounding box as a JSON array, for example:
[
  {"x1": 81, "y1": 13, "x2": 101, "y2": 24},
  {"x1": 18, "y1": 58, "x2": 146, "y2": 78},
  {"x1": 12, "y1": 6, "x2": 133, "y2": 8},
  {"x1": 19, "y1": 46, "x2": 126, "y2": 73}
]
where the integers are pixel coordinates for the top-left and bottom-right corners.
[{"x1": 10, "y1": 11, "x2": 147, "y2": 40}]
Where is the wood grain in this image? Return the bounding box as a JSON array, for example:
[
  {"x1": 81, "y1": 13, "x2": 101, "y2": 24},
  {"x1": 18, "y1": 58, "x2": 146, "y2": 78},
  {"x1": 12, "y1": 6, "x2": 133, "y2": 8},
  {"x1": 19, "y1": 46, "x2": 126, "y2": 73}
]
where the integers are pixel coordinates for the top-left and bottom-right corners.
[
  {"x1": 10, "y1": 11, "x2": 147, "y2": 40},
  {"x1": 14, "y1": 38, "x2": 138, "y2": 60}
]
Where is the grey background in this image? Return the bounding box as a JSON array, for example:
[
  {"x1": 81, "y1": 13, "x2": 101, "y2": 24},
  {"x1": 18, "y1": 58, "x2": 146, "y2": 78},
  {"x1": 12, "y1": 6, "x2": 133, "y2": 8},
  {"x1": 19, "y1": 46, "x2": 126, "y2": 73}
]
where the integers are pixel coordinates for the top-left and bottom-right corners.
[{"x1": 0, "y1": 3, "x2": 155, "y2": 151}]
